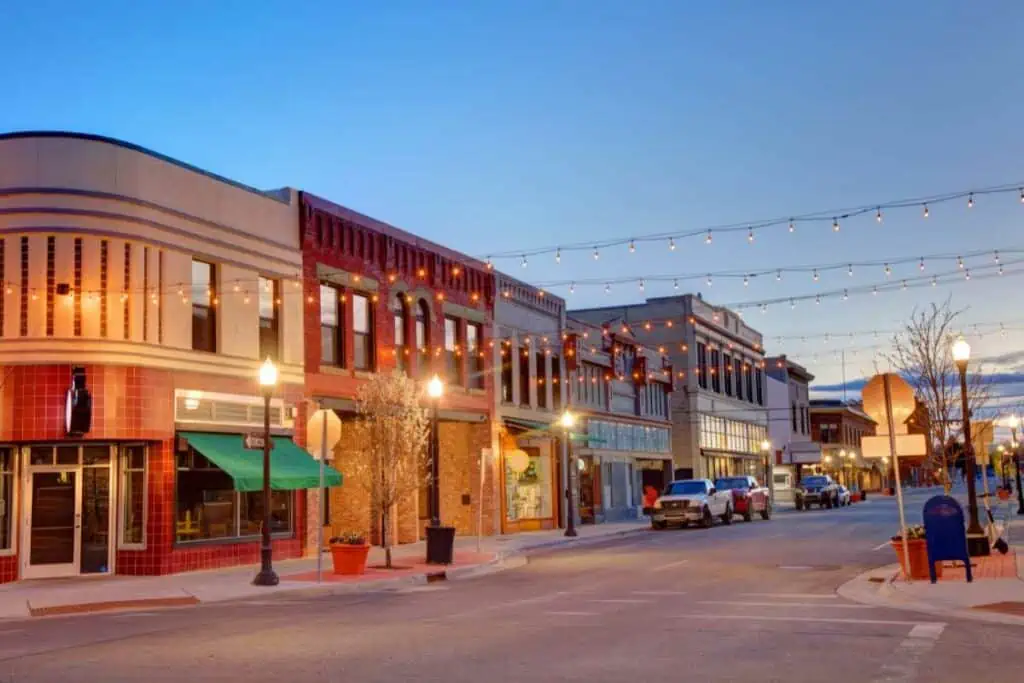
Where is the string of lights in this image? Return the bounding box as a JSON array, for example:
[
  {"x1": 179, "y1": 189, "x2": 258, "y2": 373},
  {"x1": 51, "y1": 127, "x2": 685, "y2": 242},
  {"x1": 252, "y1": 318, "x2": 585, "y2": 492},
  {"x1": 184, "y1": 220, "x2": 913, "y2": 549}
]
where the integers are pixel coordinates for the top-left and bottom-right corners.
[
  {"x1": 527, "y1": 246, "x2": 1019, "y2": 294},
  {"x1": 481, "y1": 181, "x2": 1024, "y2": 264}
]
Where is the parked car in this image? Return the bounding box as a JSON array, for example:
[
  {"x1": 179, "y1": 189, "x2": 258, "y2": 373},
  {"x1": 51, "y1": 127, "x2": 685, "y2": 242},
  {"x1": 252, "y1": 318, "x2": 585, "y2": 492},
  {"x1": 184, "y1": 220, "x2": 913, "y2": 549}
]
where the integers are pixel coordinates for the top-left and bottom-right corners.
[
  {"x1": 651, "y1": 479, "x2": 733, "y2": 529},
  {"x1": 836, "y1": 485, "x2": 852, "y2": 507},
  {"x1": 714, "y1": 475, "x2": 772, "y2": 522},
  {"x1": 794, "y1": 474, "x2": 840, "y2": 510}
]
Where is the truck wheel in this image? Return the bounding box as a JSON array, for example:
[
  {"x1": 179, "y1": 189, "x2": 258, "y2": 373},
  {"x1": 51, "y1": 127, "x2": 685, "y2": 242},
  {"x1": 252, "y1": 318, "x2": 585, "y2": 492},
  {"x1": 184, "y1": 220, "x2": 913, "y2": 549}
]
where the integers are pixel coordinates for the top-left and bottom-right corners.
[
  {"x1": 651, "y1": 521, "x2": 667, "y2": 530},
  {"x1": 701, "y1": 507, "x2": 714, "y2": 528},
  {"x1": 795, "y1": 500, "x2": 803, "y2": 511},
  {"x1": 743, "y1": 504, "x2": 753, "y2": 522},
  {"x1": 760, "y1": 502, "x2": 772, "y2": 520},
  {"x1": 721, "y1": 505, "x2": 733, "y2": 525}
]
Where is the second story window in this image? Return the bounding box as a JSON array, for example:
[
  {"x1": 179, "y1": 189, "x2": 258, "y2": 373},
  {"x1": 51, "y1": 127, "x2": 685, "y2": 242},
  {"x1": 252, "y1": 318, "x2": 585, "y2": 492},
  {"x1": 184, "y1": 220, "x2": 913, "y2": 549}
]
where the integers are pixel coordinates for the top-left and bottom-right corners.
[
  {"x1": 467, "y1": 322, "x2": 484, "y2": 389},
  {"x1": 518, "y1": 347, "x2": 531, "y2": 407},
  {"x1": 320, "y1": 283, "x2": 342, "y2": 367},
  {"x1": 710, "y1": 349, "x2": 721, "y2": 393},
  {"x1": 745, "y1": 365, "x2": 754, "y2": 402},
  {"x1": 191, "y1": 259, "x2": 216, "y2": 352},
  {"x1": 697, "y1": 342, "x2": 708, "y2": 389},
  {"x1": 258, "y1": 277, "x2": 279, "y2": 360},
  {"x1": 393, "y1": 295, "x2": 408, "y2": 374},
  {"x1": 551, "y1": 355, "x2": 561, "y2": 412},
  {"x1": 501, "y1": 345, "x2": 513, "y2": 402},
  {"x1": 415, "y1": 300, "x2": 430, "y2": 379},
  {"x1": 734, "y1": 358, "x2": 742, "y2": 398},
  {"x1": 536, "y1": 352, "x2": 547, "y2": 409},
  {"x1": 755, "y1": 369, "x2": 763, "y2": 405},
  {"x1": 444, "y1": 317, "x2": 462, "y2": 385},
  {"x1": 352, "y1": 293, "x2": 373, "y2": 371},
  {"x1": 792, "y1": 403, "x2": 798, "y2": 431},
  {"x1": 723, "y1": 353, "x2": 733, "y2": 396}
]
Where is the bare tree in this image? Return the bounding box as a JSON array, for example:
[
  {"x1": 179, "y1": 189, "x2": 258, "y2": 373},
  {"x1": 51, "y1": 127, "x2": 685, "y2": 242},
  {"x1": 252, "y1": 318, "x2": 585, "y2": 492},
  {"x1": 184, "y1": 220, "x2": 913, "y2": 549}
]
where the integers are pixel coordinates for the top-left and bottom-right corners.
[
  {"x1": 887, "y1": 298, "x2": 991, "y2": 492},
  {"x1": 340, "y1": 371, "x2": 431, "y2": 568}
]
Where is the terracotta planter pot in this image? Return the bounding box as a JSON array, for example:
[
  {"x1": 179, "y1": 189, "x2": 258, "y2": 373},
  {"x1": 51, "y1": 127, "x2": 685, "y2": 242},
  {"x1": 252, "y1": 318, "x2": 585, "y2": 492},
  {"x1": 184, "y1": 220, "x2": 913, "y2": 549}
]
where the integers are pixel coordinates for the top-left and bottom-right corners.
[
  {"x1": 890, "y1": 538, "x2": 942, "y2": 580},
  {"x1": 997, "y1": 488, "x2": 1011, "y2": 501},
  {"x1": 330, "y1": 543, "x2": 371, "y2": 575}
]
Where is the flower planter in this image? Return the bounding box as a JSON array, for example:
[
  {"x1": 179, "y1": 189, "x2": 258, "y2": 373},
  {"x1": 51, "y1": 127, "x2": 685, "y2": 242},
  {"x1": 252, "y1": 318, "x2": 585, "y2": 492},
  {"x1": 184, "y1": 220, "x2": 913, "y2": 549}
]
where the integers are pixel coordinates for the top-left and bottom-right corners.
[
  {"x1": 890, "y1": 538, "x2": 942, "y2": 580},
  {"x1": 330, "y1": 543, "x2": 371, "y2": 575},
  {"x1": 850, "y1": 492, "x2": 862, "y2": 503}
]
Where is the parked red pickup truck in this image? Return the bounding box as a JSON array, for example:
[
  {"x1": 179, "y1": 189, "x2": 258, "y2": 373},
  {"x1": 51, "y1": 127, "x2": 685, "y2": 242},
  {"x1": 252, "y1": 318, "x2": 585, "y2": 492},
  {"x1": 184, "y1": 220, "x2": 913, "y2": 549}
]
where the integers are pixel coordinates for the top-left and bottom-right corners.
[{"x1": 713, "y1": 476, "x2": 772, "y2": 522}]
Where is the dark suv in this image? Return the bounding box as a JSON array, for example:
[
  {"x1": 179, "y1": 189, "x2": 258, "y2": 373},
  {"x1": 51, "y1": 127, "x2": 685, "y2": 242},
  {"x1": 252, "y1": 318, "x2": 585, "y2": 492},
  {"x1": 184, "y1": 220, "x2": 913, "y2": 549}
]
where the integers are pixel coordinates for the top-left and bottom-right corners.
[{"x1": 794, "y1": 474, "x2": 839, "y2": 510}]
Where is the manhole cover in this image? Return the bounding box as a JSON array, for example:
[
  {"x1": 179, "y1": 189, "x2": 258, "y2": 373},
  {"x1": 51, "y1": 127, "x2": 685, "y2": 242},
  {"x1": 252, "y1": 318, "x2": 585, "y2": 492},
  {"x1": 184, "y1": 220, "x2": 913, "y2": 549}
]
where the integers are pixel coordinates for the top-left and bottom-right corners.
[{"x1": 973, "y1": 602, "x2": 1024, "y2": 617}]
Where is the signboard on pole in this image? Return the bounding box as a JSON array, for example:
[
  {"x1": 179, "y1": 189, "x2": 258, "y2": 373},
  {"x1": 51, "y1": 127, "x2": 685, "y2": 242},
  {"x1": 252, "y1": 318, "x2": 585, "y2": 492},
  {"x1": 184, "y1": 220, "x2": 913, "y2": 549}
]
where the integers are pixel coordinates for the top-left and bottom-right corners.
[{"x1": 243, "y1": 433, "x2": 268, "y2": 451}]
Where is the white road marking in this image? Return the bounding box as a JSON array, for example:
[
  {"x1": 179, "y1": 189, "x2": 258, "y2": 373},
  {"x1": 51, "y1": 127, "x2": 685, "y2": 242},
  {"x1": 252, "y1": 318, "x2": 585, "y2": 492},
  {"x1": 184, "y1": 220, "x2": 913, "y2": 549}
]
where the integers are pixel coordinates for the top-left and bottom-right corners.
[
  {"x1": 670, "y1": 614, "x2": 936, "y2": 627},
  {"x1": 872, "y1": 541, "x2": 892, "y2": 551},
  {"x1": 0, "y1": 629, "x2": 24, "y2": 635},
  {"x1": 778, "y1": 565, "x2": 815, "y2": 570},
  {"x1": 872, "y1": 623, "x2": 946, "y2": 682},
  {"x1": 632, "y1": 590, "x2": 688, "y2": 596},
  {"x1": 544, "y1": 611, "x2": 598, "y2": 616},
  {"x1": 587, "y1": 598, "x2": 652, "y2": 604},
  {"x1": 740, "y1": 593, "x2": 837, "y2": 599},
  {"x1": 698, "y1": 600, "x2": 874, "y2": 609},
  {"x1": 651, "y1": 559, "x2": 690, "y2": 572}
]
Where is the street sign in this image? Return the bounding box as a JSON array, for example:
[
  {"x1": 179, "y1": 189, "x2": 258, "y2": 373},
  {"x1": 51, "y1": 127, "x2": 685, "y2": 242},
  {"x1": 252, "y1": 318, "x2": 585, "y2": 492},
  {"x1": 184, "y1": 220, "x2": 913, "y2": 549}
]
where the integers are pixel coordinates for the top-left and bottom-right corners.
[
  {"x1": 307, "y1": 408, "x2": 343, "y2": 459},
  {"x1": 862, "y1": 373, "x2": 915, "y2": 435},
  {"x1": 243, "y1": 433, "x2": 268, "y2": 451}
]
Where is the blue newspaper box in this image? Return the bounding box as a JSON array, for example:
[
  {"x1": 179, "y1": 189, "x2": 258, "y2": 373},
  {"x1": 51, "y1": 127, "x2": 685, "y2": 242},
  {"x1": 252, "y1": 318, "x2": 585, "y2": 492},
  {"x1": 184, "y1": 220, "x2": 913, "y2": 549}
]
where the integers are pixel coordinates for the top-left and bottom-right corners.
[{"x1": 922, "y1": 495, "x2": 972, "y2": 584}]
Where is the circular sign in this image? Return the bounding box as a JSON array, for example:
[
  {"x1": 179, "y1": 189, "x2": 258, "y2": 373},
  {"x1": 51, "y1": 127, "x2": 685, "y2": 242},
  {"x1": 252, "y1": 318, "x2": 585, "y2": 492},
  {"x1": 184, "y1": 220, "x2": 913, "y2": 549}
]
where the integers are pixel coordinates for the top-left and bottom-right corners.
[
  {"x1": 506, "y1": 449, "x2": 530, "y2": 474},
  {"x1": 862, "y1": 373, "x2": 916, "y2": 434}
]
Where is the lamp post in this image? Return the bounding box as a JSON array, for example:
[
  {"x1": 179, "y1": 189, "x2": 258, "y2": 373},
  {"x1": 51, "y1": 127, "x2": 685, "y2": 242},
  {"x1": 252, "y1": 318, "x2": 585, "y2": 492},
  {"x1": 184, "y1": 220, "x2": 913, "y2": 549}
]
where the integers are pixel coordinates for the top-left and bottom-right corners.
[
  {"x1": 426, "y1": 375, "x2": 444, "y2": 528},
  {"x1": 561, "y1": 410, "x2": 577, "y2": 537},
  {"x1": 760, "y1": 439, "x2": 772, "y2": 501},
  {"x1": 839, "y1": 449, "x2": 847, "y2": 487},
  {"x1": 849, "y1": 450, "x2": 858, "y2": 492},
  {"x1": 881, "y1": 455, "x2": 889, "y2": 490},
  {"x1": 952, "y1": 338, "x2": 989, "y2": 556},
  {"x1": 1008, "y1": 414, "x2": 1024, "y2": 515},
  {"x1": 253, "y1": 357, "x2": 279, "y2": 586},
  {"x1": 997, "y1": 445, "x2": 1009, "y2": 491}
]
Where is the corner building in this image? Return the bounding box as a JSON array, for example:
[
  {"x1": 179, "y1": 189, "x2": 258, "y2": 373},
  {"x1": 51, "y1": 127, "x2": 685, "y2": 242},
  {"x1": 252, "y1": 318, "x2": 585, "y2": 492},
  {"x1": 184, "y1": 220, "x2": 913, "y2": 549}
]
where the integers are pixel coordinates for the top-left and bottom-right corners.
[
  {"x1": 300, "y1": 193, "x2": 499, "y2": 547},
  {"x1": 0, "y1": 133, "x2": 317, "y2": 583}
]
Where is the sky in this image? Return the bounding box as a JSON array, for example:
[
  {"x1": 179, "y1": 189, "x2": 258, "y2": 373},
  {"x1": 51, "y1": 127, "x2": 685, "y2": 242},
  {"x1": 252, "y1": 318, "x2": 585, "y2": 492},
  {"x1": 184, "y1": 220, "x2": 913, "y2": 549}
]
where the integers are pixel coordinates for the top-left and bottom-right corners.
[{"x1": 3, "y1": 0, "x2": 1024, "y2": 423}]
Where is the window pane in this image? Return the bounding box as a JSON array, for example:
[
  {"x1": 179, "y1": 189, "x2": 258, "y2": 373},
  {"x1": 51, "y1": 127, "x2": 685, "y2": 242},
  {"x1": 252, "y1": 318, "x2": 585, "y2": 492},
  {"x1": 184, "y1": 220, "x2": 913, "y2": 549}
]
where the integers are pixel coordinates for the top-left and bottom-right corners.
[
  {"x1": 241, "y1": 491, "x2": 292, "y2": 535},
  {"x1": 258, "y1": 277, "x2": 276, "y2": 320},
  {"x1": 415, "y1": 320, "x2": 426, "y2": 349},
  {"x1": 353, "y1": 294, "x2": 369, "y2": 334},
  {"x1": 321, "y1": 326, "x2": 338, "y2": 365},
  {"x1": 191, "y1": 260, "x2": 212, "y2": 306},
  {"x1": 320, "y1": 285, "x2": 338, "y2": 325},
  {"x1": 445, "y1": 318, "x2": 457, "y2": 351},
  {"x1": 122, "y1": 469, "x2": 144, "y2": 545},
  {"x1": 176, "y1": 464, "x2": 236, "y2": 542},
  {"x1": 354, "y1": 333, "x2": 369, "y2": 370},
  {"x1": 394, "y1": 313, "x2": 405, "y2": 346},
  {"x1": 466, "y1": 324, "x2": 478, "y2": 352}
]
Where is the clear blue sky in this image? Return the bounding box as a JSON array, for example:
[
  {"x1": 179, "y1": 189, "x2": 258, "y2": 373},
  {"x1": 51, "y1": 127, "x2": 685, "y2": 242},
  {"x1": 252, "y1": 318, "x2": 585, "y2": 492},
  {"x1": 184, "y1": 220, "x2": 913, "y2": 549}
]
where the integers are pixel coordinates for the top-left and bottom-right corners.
[{"x1": 4, "y1": 0, "x2": 1024, "y2": 402}]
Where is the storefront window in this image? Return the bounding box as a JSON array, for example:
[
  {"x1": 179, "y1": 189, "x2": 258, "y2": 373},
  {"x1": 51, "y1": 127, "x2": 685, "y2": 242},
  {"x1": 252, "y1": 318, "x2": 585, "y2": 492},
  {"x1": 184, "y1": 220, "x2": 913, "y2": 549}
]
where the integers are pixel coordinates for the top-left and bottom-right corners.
[
  {"x1": 504, "y1": 448, "x2": 552, "y2": 521},
  {"x1": 0, "y1": 446, "x2": 13, "y2": 551},
  {"x1": 175, "y1": 446, "x2": 293, "y2": 543},
  {"x1": 119, "y1": 445, "x2": 146, "y2": 547}
]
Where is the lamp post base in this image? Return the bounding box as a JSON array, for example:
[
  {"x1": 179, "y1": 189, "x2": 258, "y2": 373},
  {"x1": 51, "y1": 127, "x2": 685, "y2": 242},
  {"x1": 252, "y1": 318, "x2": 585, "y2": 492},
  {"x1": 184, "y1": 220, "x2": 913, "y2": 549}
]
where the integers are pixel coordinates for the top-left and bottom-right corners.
[
  {"x1": 564, "y1": 527, "x2": 578, "y2": 538},
  {"x1": 252, "y1": 568, "x2": 280, "y2": 586},
  {"x1": 966, "y1": 533, "x2": 991, "y2": 558}
]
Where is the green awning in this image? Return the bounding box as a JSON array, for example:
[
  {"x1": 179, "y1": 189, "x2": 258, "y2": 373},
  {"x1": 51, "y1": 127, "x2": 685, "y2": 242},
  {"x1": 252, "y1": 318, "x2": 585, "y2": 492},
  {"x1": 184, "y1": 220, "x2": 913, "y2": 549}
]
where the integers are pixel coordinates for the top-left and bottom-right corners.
[{"x1": 180, "y1": 432, "x2": 343, "y2": 492}]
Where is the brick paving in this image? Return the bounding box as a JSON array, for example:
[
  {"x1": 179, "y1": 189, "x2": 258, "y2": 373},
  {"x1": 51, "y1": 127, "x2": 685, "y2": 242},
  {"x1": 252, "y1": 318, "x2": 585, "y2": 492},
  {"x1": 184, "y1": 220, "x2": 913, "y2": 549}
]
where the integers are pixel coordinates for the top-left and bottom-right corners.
[{"x1": 938, "y1": 550, "x2": 1018, "y2": 581}]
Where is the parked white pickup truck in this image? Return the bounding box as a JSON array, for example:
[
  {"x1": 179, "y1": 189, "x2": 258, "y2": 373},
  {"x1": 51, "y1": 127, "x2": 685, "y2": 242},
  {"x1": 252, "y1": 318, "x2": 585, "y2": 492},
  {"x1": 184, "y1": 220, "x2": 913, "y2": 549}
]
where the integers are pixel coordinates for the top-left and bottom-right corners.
[{"x1": 650, "y1": 479, "x2": 734, "y2": 529}]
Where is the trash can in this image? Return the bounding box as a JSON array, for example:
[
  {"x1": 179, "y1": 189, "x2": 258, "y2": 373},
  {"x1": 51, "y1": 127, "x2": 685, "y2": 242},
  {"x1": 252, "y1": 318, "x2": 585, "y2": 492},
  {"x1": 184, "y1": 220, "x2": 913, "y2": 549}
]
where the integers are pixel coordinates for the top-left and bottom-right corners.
[{"x1": 425, "y1": 525, "x2": 455, "y2": 565}]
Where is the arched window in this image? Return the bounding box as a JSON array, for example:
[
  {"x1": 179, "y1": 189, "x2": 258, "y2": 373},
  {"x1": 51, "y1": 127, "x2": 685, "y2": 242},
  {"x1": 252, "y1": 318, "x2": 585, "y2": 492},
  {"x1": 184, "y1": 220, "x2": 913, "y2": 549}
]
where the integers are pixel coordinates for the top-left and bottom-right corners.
[
  {"x1": 415, "y1": 299, "x2": 430, "y2": 378},
  {"x1": 393, "y1": 294, "x2": 408, "y2": 374}
]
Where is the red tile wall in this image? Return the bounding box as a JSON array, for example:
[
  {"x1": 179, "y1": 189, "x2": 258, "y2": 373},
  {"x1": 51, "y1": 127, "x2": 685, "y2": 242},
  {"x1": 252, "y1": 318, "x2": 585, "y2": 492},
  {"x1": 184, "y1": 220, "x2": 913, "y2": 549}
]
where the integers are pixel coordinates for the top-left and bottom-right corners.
[{"x1": 0, "y1": 364, "x2": 307, "y2": 583}]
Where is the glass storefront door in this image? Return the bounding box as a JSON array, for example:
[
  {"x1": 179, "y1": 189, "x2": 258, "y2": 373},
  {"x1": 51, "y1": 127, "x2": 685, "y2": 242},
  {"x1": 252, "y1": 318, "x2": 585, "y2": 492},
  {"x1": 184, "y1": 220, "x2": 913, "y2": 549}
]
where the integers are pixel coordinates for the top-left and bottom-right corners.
[{"x1": 26, "y1": 470, "x2": 79, "y2": 578}]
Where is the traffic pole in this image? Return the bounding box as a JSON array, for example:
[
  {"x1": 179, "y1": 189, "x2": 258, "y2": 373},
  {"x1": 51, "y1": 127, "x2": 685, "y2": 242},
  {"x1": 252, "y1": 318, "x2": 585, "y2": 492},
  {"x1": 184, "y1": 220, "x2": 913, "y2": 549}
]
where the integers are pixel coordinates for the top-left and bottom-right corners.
[{"x1": 883, "y1": 374, "x2": 912, "y2": 582}]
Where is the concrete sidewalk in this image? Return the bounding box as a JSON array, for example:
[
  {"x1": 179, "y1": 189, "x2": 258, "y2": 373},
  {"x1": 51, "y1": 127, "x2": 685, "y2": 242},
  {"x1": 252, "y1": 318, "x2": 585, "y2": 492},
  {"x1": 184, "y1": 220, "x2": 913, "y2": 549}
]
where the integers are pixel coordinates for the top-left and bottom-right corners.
[
  {"x1": 0, "y1": 519, "x2": 649, "y2": 620},
  {"x1": 839, "y1": 517, "x2": 1024, "y2": 626}
]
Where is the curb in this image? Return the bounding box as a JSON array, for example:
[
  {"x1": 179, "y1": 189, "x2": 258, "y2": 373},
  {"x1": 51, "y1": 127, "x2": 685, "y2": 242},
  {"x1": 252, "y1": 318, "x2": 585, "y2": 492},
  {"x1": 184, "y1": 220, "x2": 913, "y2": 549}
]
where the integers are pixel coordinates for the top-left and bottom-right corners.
[{"x1": 837, "y1": 564, "x2": 1024, "y2": 627}]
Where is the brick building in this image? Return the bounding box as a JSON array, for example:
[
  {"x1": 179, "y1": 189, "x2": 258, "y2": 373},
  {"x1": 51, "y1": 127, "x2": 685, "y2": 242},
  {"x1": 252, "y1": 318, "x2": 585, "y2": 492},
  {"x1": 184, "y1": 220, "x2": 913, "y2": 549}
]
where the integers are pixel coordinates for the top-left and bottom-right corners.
[
  {"x1": 809, "y1": 400, "x2": 879, "y2": 491},
  {"x1": 562, "y1": 318, "x2": 673, "y2": 523},
  {"x1": 0, "y1": 132, "x2": 326, "y2": 583},
  {"x1": 300, "y1": 193, "x2": 498, "y2": 547},
  {"x1": 571, "y1": 294, "x2": 767, "y2": 482}
]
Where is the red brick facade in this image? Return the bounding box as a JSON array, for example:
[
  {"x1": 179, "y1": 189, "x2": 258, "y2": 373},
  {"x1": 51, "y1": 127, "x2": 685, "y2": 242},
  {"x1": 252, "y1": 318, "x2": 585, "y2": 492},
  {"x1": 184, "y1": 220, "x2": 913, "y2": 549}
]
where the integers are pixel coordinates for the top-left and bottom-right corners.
[{"x1": 0, "y1": 363, "x2": 307, "y2": 582}]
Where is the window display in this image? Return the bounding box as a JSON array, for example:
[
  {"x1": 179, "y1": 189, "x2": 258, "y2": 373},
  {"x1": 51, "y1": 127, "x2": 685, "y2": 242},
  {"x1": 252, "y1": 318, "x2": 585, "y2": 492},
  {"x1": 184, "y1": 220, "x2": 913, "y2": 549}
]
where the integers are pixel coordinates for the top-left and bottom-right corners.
[{"x1": 504, "y1": 448, "x2": 552, "y2": 521}]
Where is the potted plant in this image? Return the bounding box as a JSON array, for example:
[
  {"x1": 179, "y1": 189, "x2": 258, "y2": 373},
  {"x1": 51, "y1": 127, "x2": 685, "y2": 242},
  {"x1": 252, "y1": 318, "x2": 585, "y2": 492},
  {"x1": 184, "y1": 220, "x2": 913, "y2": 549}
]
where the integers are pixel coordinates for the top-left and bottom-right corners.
[
  {"x1": 329, "y1": 532, "x2": 371, "y2": 575},
  {"x1": 890, "y1": 525, "x2": 942, "y2": 580}
]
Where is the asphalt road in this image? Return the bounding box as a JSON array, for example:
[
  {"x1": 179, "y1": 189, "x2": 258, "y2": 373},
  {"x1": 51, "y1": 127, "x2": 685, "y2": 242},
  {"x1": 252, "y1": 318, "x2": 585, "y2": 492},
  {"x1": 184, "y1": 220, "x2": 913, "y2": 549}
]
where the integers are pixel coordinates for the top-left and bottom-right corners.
[{"x1": 1, "y1": 488, "x2": 1021, "y2": 682}]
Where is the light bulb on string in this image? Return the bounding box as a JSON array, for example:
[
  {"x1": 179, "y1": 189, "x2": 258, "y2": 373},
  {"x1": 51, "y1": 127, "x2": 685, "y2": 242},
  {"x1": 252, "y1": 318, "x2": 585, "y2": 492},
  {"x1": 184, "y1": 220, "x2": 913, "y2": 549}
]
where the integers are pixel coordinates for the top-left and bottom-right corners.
[
  {"x1": 994, "y1": 250, "x2": 1000, "y2": 263},
  {"x1": 901, "y1": 280, "x2": 908, "y2": 291},
  {"x1": 872, "y1": 286, "x2": 878, "y2": 296},
  {"x1": 999, "y1": 264, "x2": 1004, "y2": 275},
  {"x1": 706, "y1": 274, "x2": 712, "y2": 287},
  {"x1": 813, "y1": 269, "x2": 819, "y2": 282},
  {"x1": 593, "y1": 247, "x2": 600, "y2": 260},
  {"x1": 1019, "y1": 188, "x2": 1023, "y2": 203},
  {"x1": 705, "y1": 229, "x2": 713, "y2": 245},
  {"x1": 629, "y1": 240, "x2": 636, "y2": 254},
  {"x1": 815, "y1": 295, "x2": 821, "y2": 305},
  {"x1": 957, "y1": 256, "x2": 964, "y2": 269},
  {"x1": 638, "y1": 279, "x2": 645, "y2": 292},
  {"x1": 669, "y1": 237, "x2": 676, "y2": 251},
  {"x1": 776, "y1": 270, "x2": 782, "y2": 282},
  {"x1": 923, "y1": 203, "x2": 929, "y2": 218},
  {"x1": 843, "y1": 289, "x2": 849, "y2": 301},
  {"x1": 848, "y1": 264, "x2": 854, "y2": 277},
  {"x1": 884, "y1": 263, "x2": 891, "y2": 277},
  {"x1": 520, "y1": 255, "x2": 528, "y2": 269},
  {"x1": 673, "y1": 279, "x2": 679, "y2": 290},
  {"x1": 965, "y1": 269, "x2": 971, "y2": 281},
  {"x1": 790, "y1": 299, "x2": 795, "y2": 309},
  {"x1": 919, "y1": 258, "x2": 925, "y2": 271},
  {"x1": 604, "y1": 283, "x2": 611, "y2": 295},
  {"x1": 747, "y1": 228, "x2": 755, "y2": 243},
  {"x1": 555, "y1": 248, "x2": 561, "y2": 264},
  {"x1": 743, "y1": 275, "x2": 749, "y2": 287},
  {"x1": 931, "y1": 276, "x2": 937, "y2": 287},
  {"x1": 788, "y1": 218, "x2": 795, "y2": 233},
  {"x1": 760, "y1": 303, "x2": 767, "y2": 314},
  {"x1": 832, "y1": 217, "x2": 840, "y2": 232},
  {"x1": 485, "y1": 257, "x2": 493, "y2": 270},
  {"x1": 876, "y1": 207, "x2": 883, "y2": 223},
  {"x1": 1001, "y1": 324, "x2": 1007, "y2": 338},
  {"x1": 569, "y1": 282, "x2": 575, "y2": 295}
]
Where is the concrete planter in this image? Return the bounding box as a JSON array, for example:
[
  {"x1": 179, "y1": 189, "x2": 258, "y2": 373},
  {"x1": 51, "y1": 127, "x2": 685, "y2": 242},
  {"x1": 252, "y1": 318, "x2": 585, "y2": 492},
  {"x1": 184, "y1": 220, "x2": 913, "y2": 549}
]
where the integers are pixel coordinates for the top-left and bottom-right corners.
[{"x1": 330, "y1": 544, "x2": 371, "y2": 575}]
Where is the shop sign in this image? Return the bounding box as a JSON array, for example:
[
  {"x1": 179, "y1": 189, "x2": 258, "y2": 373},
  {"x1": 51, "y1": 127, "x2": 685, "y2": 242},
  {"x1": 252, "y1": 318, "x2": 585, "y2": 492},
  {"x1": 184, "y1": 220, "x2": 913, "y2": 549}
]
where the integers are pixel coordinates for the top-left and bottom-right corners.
[{"x1": 243, "y1": 433, "x2": 268, "y2": 451}]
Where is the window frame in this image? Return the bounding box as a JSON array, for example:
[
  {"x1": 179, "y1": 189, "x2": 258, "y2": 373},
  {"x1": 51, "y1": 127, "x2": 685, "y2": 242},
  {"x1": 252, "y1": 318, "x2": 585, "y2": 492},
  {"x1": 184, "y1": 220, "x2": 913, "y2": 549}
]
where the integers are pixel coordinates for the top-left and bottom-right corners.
[
  {"x1": 518, "y1": 345, "x2": 531, "y2": 407},
  {"x1": 710, "y1": 349, "x2": 721, "y2": 393},
  {"x1": 117, "y1": 443, "x2": 147, "y2": 549},
  {"x1": 258, "y1": 276, "x2": 280, "y2": 361},
  {"x1": 415, "y1": 300, "x2": 430, "y2": 379},
  {"x1": 393, "y1": 294, "x2": 408, "y2": 374},
  {"x1": 444, "y1": 316, "x2": 463, "y2": 386},
  {"x1": 191, "y1": 259, "x2": 217, "y2": 353},
  {"x1": 319, "y1": 283, "x2": 343, "y2": 367},
  {"x1": 500, "y1": 345, "x2": 514, "y2": 403},
  {"x1": 352, "y1": 291, "x2": 374, "y2": 371},
  {"x1": 697, "y1": 342, "x2": 708, "y2": 389},
  {"x1": 467, "y1": 322, "x2": 484, "y2": 389},
  {"x1": 536, "y1": 351, "x2": 548, "y2": 410}
]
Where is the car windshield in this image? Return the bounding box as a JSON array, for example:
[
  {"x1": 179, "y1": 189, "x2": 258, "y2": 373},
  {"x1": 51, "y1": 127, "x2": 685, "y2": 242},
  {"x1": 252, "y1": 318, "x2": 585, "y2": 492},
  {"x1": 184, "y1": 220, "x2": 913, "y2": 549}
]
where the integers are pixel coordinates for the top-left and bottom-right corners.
[
  {"x1": 665, "y1": 481, "x2": 707, "y2": 496},
  {"x1": 803, "y1": 476, "x2": 829, "y2": 486},
  {"x1": 714, "y1": 477, "x2": 750, "y2": 490}
]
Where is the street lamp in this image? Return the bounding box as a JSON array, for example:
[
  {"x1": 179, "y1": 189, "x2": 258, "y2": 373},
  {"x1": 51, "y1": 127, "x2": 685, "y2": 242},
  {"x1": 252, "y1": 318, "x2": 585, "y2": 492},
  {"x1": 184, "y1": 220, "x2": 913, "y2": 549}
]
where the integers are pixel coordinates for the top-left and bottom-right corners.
[
  {"x1": 839, "y1": 449, "x2": 847, "y2": 486},
  {"x1": 952, "y1": 337, "x2": 989, "y2": 556},
  {"x1": 997, "y1": 445, "x2": 1009, "y2": 491},
  {"x1": 560, "y1": 410, "x2": 577, "y2": 537},
  {"x1": 849, "y1": 450, "x2": 857, "y2": 492},
  {"x1": 426, "y1": 375, "x2": 444, "y2": 528},
  {"x1": 1007, "y1": 414, "x2": 1024, "y2": 515},
  {"x1": 253, "y1": 357, "x2": 279, "y2": 586}
]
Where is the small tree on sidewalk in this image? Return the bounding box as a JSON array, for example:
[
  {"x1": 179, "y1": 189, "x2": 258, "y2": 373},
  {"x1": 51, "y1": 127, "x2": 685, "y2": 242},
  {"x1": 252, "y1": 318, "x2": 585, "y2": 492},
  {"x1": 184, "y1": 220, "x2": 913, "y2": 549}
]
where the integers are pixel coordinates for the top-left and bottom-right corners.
[
  {"x1": 341, "y1": 371, "x2": 431, "y2": 568},
  {"x1": 887, "y1": 298, "x2": 991, "y2": 493}
]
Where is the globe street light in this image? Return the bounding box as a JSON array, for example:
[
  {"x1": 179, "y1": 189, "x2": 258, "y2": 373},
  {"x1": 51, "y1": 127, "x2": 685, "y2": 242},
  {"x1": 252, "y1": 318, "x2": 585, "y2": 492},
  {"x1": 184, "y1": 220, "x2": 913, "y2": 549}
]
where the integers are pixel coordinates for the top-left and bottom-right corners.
[
  {"x1": 253, "y1": 357, "x2": 279, "y2": 586},
  {"x1": 560, "y1": 410, "x2": 578, "y2": 537},
  {"x1": 952, "y1": 338, "x2": 989, "y2": 556},
  {"x1": 1007, "y1": 414, "x2": 1024, "y2": 515}
]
